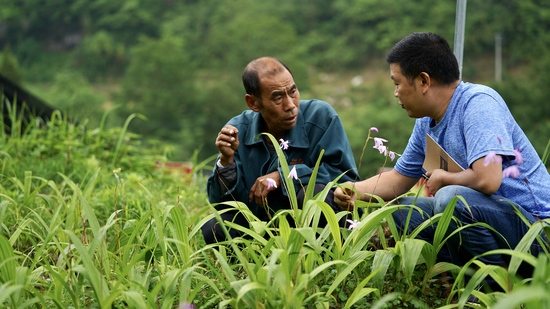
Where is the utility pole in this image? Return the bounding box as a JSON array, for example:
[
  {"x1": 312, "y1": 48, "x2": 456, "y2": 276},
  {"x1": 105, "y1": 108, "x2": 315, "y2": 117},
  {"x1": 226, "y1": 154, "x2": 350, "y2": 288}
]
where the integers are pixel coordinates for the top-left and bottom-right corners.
[
  {"x1": 454, "y1": 0, "x2": 467, "y2": 80},
  {"x1": 495, "y1": 33, "x2": 502, "y2": 82}
]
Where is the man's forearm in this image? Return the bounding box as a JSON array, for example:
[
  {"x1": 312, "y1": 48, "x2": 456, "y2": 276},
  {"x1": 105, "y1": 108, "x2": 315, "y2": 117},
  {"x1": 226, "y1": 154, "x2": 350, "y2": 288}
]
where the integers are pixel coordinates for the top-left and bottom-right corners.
[
  {"x1": 357, "y1": 170, "x2": 418, "y2": 201},
  {"x1": 216, "y1": 162, "x2": 237, "y2": 194}
]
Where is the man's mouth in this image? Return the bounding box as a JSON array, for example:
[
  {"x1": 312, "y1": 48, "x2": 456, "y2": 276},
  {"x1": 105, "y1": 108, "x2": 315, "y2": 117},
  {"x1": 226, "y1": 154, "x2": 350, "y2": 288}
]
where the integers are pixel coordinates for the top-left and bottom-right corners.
[{"x1": 284, "y1": 115, "x2": 297, "y2": 124}]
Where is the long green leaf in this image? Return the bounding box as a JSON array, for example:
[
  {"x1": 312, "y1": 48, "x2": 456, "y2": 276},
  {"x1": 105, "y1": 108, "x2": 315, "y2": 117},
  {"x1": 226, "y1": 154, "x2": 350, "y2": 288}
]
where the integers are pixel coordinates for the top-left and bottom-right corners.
[
  {"x1": 112, "y1": 113, "x2": 147, "y2": 165},
  {"x1": 371, "y1": 249, "x2": 396, "y2": 287},
  {"x1": 0, "y1": 234, "x2": 16, "y2": 284},
  {"x1": 345, "y1": 268, "x2": 381, "y2": 308},
  {"x1": 66, "y1": 230, "x2": 110, "y2": 306},
  {"x1": 58, "y1": 173, "x2": 101, "y2": 236},
  {"x1": 0, "y1": 283, "x2": 24, "y2": 304},
  {"x1": 492, "y1": 286, "x2": 548, "y2": 309},
  {"x1": 262, "y1": 133, "x2": 299, "y2": 219},
  {"x1": 326, "y1": 258, "x2": 364, "y2": 296},
  {"x1": 396, "y1": 238, "x2": 426, "y2": 284},
  {"x1": 235, "y1": 281, "x2": 266, "y2": 307}
]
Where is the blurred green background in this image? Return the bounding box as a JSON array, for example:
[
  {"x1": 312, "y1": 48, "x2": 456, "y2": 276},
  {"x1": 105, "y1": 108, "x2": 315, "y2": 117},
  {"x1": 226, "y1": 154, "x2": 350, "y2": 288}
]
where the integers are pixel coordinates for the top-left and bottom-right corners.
[{"x1": 1, "y1": 0, "x2": 549, "y2": 176}]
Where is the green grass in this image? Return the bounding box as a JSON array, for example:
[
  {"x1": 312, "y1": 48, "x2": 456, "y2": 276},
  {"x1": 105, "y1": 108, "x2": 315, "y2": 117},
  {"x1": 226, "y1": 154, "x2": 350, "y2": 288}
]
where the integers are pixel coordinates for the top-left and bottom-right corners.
[{"x1": 1, "y1": 100, "x2": 549, "y2": 308}]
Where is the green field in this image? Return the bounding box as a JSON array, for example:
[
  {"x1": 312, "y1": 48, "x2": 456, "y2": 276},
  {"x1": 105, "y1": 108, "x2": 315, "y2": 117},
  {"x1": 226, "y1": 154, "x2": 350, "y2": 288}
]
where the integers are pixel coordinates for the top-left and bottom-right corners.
[{"x1": 1, "y1": 105, "x2": 549, "y2": 309}]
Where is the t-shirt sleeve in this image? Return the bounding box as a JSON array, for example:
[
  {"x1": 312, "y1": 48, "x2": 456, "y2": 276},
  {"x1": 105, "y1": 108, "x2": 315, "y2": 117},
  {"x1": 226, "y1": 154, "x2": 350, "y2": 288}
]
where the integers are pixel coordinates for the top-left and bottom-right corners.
[{"x1": 394, "y1": 119, "x2": 426, "y2": 178}]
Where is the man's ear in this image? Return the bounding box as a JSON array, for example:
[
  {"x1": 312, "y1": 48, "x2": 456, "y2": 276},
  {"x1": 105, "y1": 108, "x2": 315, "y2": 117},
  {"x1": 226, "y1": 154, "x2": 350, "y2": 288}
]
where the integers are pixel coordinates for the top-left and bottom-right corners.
[
  {"x1": 419, "y1": 72, "x2": 431, "y2": 92},
  {"x1": 245, "y1": 94, "x2": 260, "y2": 112}
]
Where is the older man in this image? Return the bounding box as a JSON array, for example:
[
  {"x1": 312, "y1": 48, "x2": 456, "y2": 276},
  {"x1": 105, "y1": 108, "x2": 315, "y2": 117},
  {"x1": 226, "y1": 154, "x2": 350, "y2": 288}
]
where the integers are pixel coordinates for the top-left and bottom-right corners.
[{"x1": 203, "y1": 56, "x2": 359, "y2": 244}]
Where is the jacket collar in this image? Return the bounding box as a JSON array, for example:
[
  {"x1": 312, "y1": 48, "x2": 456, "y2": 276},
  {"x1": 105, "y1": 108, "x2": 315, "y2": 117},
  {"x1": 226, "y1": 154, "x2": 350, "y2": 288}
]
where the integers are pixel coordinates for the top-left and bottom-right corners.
[{"x1": 244, "y1": 108, "x2": 310, "y2": 149}]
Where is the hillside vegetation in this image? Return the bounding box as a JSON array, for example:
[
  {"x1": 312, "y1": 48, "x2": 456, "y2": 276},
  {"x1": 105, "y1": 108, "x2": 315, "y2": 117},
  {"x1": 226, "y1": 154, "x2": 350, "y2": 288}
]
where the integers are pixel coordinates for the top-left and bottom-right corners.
[{"x1": 1, "y1": 0, "x2": 549, "y2": 175}]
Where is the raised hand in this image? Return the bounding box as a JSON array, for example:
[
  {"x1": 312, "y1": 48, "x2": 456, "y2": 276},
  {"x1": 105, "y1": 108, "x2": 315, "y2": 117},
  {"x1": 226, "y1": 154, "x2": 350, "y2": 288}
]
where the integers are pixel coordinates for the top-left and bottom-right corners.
[{"x1": 215, "y1": 125, "x2": 239, "y2": 165}]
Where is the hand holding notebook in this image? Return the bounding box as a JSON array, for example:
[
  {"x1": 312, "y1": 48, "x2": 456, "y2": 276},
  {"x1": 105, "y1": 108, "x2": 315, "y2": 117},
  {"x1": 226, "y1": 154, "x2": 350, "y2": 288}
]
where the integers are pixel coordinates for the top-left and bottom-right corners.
[{"x1": 422, "y1": 133, "x2": 464, "y2": 174}]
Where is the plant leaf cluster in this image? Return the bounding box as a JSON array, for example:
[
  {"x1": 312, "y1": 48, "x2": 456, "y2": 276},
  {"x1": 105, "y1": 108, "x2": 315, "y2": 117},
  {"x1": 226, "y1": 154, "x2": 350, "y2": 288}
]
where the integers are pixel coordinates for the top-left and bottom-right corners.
[{"x1": 2, "y1": 104, "x2": 549, "y2": 308}]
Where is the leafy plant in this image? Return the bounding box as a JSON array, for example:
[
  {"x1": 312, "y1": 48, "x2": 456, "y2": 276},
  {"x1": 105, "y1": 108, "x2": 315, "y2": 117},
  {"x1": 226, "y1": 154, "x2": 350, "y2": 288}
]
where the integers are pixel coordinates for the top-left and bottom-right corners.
[{"x1": 1, "y1": 97, "x2": 548, "y2": 308}]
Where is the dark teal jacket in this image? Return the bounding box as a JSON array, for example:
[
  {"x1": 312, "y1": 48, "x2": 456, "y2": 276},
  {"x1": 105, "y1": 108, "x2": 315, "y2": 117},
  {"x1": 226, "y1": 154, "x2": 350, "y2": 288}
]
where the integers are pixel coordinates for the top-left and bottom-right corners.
[{"x1": 207, "y1": 99, "x2": 359, "y2": 215}]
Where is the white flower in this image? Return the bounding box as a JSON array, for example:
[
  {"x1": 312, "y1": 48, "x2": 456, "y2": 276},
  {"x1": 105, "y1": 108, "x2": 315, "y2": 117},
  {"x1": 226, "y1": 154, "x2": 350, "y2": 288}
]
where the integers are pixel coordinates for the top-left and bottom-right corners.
[
  {"x1": 346, "y1": 219, "x2": 360, "y2": 230},
  {"x1": 288, "y1": 166, "x2": 298, "y2": 180},
  {"x1": 265, "y1": 178, "x2": 277, "y2": 189},
  {"x1": 279, "y1": 139, "x2": 290, "y2": 150}
]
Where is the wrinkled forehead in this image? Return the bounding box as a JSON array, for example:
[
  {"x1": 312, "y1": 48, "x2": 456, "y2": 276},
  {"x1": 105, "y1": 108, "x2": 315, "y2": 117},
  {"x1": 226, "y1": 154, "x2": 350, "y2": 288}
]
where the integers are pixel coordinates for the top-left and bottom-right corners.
[{"x1": 259, "y1": 69, "x2": 295, "y2": 95}]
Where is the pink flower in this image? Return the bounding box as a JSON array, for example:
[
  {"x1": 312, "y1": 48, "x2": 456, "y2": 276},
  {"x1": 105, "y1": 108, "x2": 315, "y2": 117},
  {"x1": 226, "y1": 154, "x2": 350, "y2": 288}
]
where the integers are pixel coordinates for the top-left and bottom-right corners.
[
  {"x1": 373, "y1": 137, "x2": 388, "y2": 149},
  {"x1": 513, "y1": 148, "x2": 523, "y2": 165},
  {"x1": 179, "y1": 302, "x2": 195, "y2": 309},
  {"x1": 502, "y1": 165, "x2": 520, "y2": 178},
  {"x1": 266, "y1": 178, "x2": 277, "y2": 189},
  {"x1": 376, "y1": 145, "x2": 388, "y2": 155},
  {"x1": 483, "y1": 151, "x2": 502, "y2": 166},
  {"x1": 279, "y1": 139, "x2": 290, "y2": 150},
  {"x1": 389, "y1": 151, "x2": 396, "y2": 161},
  {"x1": 369, "y1": 127, "x2": 379, "y2": 133},
  {"x1": 346, "y1": 219, "x2": 359, "y2": 230},
  {"x1": 288, "y1": 166, "x2": 298, "y2": 180}
]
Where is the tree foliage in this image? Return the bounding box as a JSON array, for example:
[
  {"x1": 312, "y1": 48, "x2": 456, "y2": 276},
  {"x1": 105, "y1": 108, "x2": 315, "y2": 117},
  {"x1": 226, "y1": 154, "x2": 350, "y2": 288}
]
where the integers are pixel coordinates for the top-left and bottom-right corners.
[
  {"x1": 0, "y1": 46, "x2": 23, "y2": 84},
  {"x1": 119, "y1": 33, "x2": 196, "y2": 140},
  {"x1": 1, "y1": 0, "x2": 549, "y2": 170}
]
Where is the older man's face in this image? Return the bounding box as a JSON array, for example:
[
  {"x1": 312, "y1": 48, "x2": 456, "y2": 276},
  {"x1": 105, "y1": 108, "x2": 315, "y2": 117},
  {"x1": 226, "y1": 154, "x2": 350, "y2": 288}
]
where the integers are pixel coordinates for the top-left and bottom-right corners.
[{"x1": 255, "y1": 69, "x2": 300, "y2": 139}]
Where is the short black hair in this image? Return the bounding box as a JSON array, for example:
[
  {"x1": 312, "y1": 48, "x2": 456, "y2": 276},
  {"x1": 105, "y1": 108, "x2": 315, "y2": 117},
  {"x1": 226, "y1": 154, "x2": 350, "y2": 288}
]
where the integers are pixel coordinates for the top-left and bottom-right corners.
[{"x1": 386, "y1": 32, "x2": 460, "y2": 85}]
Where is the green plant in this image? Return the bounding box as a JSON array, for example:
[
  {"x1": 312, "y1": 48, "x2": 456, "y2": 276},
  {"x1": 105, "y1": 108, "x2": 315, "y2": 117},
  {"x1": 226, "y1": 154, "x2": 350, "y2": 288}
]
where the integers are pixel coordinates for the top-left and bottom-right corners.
[{"x1": 1, "y1": 94, "x2": 547, "y2": 308}]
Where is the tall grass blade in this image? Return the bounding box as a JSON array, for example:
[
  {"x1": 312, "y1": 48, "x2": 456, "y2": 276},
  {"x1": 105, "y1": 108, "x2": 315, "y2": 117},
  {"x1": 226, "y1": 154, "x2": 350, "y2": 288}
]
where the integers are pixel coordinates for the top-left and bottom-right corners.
[
  {"x1": 326, "y1": 251, "x2": 371, "y2": 296},
  {"x1": 0, "y1": 234, "x2": 17, "y2": 285},
  {"x1": 58, "y1": 173, "x2": 101, "y2": 236},
  {"x1": 397, "y1": 238, "x2": 426, "y2": 285},
  {"x1": 262, "y1": 133, "x2": 298, "y2": 217},
  {"x1": 371, "y1": 250, "x2": 396, "y2": 288},
  {"x1": 66, "y1": 230, "x2": 111, "y2": 305},
  {"x1": 541, "y1": 138, "x2": 550, "y2": 166},
  {"x1": 0, "y1": 283, "x2": 24, "y2": 304},
  {"x1": 492, "y1": 286, "x2": 548, "y2": 309},
  {"x1": 345, "y1": 269, "x2": 380, "y2": 308},
  {"x1": 112, "y1": 113, "x2": 146, "y2": 165}
]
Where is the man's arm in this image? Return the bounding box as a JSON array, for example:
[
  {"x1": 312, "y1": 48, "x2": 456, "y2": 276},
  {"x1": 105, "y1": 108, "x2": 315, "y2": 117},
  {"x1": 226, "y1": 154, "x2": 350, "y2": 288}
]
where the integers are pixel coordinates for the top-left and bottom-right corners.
[
  {"x1": 334, "y1": 169, "x2": 418, "y2": 208},
  {"x1": 425, "y1": 156, "x2": 502, "y2": 196},
  {"x1": 214, "y1": 161, "x2": 237, "y2": 192},
  {"x1": 207, "y1": 125, "x2": 242, "y2": 203}
]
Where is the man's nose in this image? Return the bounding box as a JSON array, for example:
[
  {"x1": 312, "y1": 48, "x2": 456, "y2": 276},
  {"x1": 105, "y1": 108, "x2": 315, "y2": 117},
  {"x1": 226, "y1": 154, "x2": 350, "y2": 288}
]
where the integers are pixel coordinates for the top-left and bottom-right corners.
[{"x1": 283, "y1": 95, "x2": 296, "y2": 111}]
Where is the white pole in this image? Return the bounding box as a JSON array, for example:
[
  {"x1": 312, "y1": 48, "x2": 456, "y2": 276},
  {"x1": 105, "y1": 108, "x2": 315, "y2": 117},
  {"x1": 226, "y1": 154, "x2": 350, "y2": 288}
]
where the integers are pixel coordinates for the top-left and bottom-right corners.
[
  {"x1": 454, "y1": 0, "x2": 467, "y2": 80},
  {"x1": 495, "y1": 33, "x2": 502, "y2": 82}
]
